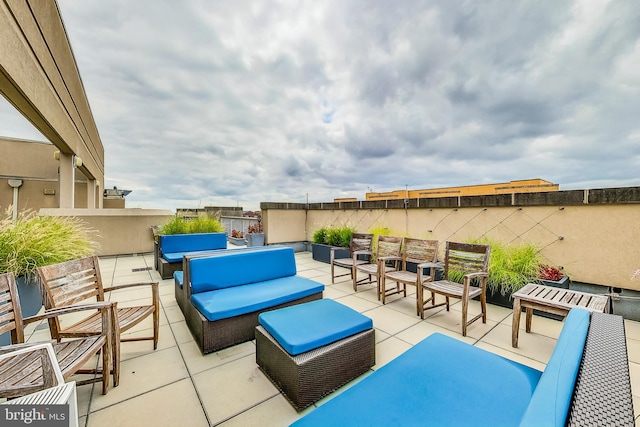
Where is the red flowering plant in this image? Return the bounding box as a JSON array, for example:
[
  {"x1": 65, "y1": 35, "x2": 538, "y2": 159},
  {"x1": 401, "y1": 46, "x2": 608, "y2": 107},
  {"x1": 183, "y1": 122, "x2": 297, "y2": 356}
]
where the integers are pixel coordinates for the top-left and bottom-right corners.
[
  {"x1": 231, "y1": 229, "x2": 244, "y2": 238},
  {"x1": 538, "y1": 265, "x2": 564, "y2": 281},
  {"x1": 247, "y1": 222, "x2": 263, "y2": 234}
]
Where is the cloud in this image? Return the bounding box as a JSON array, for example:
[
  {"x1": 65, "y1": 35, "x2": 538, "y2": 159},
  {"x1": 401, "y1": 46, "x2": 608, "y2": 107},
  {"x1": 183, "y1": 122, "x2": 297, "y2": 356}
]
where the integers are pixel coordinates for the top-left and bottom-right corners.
[{"x1": 1, "y1": 0, "x2": 639, "y2": 211}]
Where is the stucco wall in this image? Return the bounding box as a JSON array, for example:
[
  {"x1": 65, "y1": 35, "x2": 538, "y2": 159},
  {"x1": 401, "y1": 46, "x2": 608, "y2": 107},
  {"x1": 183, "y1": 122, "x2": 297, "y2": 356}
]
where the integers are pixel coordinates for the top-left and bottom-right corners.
[
  {"x1": 39, "y1": 208, "x2": 174, "y2": 256},
  {"x1": 262, "y1": 189, "x2": 640, "y2": 291}
]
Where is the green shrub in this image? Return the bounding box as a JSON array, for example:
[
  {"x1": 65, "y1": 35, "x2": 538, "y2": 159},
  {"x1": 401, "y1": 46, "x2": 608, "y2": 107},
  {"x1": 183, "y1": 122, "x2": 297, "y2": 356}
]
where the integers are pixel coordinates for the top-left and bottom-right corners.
[
  {"x1": 0, "y1": 208, "x2": 97, "y2": 277},
  {"x1": 312, "y1": 227, "x2": 327, "y2": 244},
  {"x1": 159, "y1": 215, "x2": 224, "y2": 235},
  {"x1": 473, "y1": 238, "x2": 541, "y2": 295},
  {"x1": 312, "y1": 226, "x2": 354, "y2": 247}
]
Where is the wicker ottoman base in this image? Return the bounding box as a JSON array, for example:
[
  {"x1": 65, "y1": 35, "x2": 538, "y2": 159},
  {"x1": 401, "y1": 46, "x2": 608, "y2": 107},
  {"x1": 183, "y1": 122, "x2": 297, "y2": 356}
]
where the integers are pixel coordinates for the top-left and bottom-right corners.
[{"x1": 256, "y1": 325, "x2": 375, "y2": 411}]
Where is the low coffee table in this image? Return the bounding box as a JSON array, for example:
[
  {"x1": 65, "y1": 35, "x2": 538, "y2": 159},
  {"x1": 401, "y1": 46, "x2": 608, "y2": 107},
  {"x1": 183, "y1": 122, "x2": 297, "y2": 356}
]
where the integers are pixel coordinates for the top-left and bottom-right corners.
[
  {"x1": 255, "y1": 299, "x2": 375, "y2": 411},
  {"x1": 511, "y1": 283, "x2": 609, "y2": 347}
]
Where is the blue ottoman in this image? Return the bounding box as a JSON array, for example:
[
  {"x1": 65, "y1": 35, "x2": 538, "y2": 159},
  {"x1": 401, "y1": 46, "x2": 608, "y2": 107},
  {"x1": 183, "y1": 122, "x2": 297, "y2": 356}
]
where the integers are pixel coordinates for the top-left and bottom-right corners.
[{"x1": 256, "y1": 299, "x2": 375, "y2": 410}]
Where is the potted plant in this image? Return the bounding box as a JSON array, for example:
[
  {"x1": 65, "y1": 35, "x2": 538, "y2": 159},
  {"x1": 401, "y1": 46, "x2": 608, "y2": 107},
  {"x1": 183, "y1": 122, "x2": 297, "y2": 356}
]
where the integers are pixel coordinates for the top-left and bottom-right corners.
[
  {"x1": 246, "y1": 221, "x2": 264, "y2": 247},
  {"x1": 538, "y1": 264, "x2": 570, "y2": 288},
  {"x1": 311, "y1": 226, "x2": 354, "y2": 263},
  {"x1": 454, "y1": 239, "x2": 541, "y2": 308},
  {"x1": 228, "y1": 229, "x2": 245, "y2": 246},
  {"x1": 0, "y1": 208, "x2": 96, "y2": 344}
]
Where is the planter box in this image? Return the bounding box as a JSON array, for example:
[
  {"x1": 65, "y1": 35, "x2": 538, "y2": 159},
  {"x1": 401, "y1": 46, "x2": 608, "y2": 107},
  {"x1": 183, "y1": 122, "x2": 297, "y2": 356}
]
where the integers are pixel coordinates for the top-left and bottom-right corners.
[
  {"x1": 246, "y1": 233, "x2": 265, "y2": 247},
  {"x1": 0, "y1": 275, "x2": 43, "y2": 346},
  {"x1": 484, "y1": 289, "x2": 513, "y2": 309},
  {"x1": 311, "y1": 243, "x2": 349, "y2": 264},
  {"x1": 540, "y1": 275, "x2": 570, "y2": 289},
  {"x1": 228, "y1": 236, "x2": 246, "y2": 246}
]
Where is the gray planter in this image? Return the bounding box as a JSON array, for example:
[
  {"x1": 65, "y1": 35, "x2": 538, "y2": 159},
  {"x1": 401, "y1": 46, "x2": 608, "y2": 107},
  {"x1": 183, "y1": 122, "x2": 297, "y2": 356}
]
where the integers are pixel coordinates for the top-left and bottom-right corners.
[
  {"x1": 0, "y1": 275, "x2": 43, "y2": 345},
  {"x1": 228, "y1": 236, "x2": 246, "y2": 246},
  {"x1": 246, "y1": 233, "x2": 265, "y2": 247},
  {"x1": 311, "y1": 243, "x2": 349, "y2": 264},
  {"x1": 540, "y1": 275, "x2": 570, "y2": 289}
]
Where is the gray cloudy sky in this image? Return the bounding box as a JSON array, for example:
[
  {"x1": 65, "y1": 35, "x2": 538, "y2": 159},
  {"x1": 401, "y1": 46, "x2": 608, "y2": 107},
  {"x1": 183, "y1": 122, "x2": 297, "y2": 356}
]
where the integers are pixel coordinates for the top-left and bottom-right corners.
[{"x1": 2, "y1": 0, "x2": 640, "y2": 212}]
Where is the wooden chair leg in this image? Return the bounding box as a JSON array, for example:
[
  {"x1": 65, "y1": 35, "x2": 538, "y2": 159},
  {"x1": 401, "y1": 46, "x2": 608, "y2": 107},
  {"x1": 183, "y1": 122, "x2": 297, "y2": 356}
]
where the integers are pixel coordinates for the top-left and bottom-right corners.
[
  {"x1": 153, "y1": 310, "x2": 160, "y2": 351},
  {"x1": 461, "y1": 296, "x2": 469, "y2": 337}
]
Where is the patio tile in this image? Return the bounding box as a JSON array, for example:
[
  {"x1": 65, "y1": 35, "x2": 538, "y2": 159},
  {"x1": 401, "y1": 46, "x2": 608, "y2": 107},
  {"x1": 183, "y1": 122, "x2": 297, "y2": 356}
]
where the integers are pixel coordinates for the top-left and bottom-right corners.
[
  {"x1": 193, "y1": 354, "x2": 279, "y2": 425},
  {"x1": 179, "y1": 340, "x2": 255, "y2": 376},
  {"x1": 364, "y1": 305, "x2": 421, "y2": 335},
  {"x1": 87, "y1": 379, "x2": 208, "y2": 427},
  {"x1": 331, "y1": 294, "x2": 380, "y2": 313},
  {"x1": 395, "y1": 321, "x2": 475, "y2": 346},
  {"x1": 627, "y1": 337, "x2": 640, "y2": 364},
  {"x1": 163, "y1": 301, "x2": 186, "y2": 324},
  {"x1": 474, "y1": 342, "x2": 546, "y2": 371},
  {"x1": 118, "y1": 323, "x2": 176, "y2": 361},
  {"x1": 170, "y1": 320, "x2": 195, "y2": 344},
  {"x1": 89, "y1": 346, "x2": 190, "y2": 411},
  {"x1": 322, "y1": 286, "x2": 350, "y2": 300},
  {"x1": 372, "y1": 336, "x2": 411, "y2": 369},
  {"x1": 481, "y1": 323, "x2": 556, "y2": 365},
  {"x1": 217, "y1": 394, "x2": 300, "y2": 427}
]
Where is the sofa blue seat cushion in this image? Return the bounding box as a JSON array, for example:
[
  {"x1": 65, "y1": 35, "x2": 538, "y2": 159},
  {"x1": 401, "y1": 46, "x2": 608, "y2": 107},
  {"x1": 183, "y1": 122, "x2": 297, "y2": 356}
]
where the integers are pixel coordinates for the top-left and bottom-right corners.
[
  {"x1": 259, "y1": 299, "x2": 373, "y2": 356},
  {"x1": 160, "y1": 232, "x2": 227, "y2": 260},
  {"x1": 191, "y1": 276, "x2": 324, "y2": 322},
  {"x1": 291, "y1": 332, "x2": 543, "y2": 427},
  {"x1": 174, "y1": 271, "x2": 183, "y2": 289},
  {"x1": 190, "y1": 247, "x2": 298, "y2": 293},
  {"x1": 163, "y1": 249, "x2": 224, "y2": 263},
  {"x1": 519, "y1": 308, "x2": 590, "y2": 427}
]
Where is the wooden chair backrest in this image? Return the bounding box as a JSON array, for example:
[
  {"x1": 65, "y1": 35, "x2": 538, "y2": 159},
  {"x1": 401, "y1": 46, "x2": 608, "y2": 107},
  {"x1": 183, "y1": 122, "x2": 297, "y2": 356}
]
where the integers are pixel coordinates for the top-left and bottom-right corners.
[
  {"x1": 0, "y1": 272, "x2": 25, "y2": 343},
  {"x1": 36, "y1": 256, "x2": 105, "y2": 309},
  {"x1": 350, "y1": 233, "x2": 374, "y2": 255},
  {"x1": 402, "y1": 238, "x2": 438, "y2": 267},
  {"x1": 376, "y1": 235, "x2": 404, "y2": 259},
  {"x1": 443, "y1": 241, "x2": 491, "y2": 279}
]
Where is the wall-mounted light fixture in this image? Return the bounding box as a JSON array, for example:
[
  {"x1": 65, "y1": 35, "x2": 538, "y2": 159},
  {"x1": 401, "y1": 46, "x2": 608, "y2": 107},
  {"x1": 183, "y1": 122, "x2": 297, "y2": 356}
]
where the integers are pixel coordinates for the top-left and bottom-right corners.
[{"x1": 54, "y1": 151, "x2": 82, "y2": 167}]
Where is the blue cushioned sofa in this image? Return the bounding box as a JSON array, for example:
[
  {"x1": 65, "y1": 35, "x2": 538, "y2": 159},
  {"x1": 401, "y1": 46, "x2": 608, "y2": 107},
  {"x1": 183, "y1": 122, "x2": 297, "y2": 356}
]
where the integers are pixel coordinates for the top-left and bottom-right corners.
[
  {"x1": 291, "y1": 308, "x2": 634, "y2": 427},
  {"x1": 155, "y1": 232, "x2": 227, "y2": 279},
  {"x1": 183, "y1": 247, "x2": 324, "y2": 354}
]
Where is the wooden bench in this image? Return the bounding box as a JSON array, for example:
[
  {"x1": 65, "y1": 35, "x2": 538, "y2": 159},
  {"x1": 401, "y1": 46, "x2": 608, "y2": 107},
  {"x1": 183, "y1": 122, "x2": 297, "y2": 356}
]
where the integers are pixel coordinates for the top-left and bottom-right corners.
[{"x1": 512, "y1": 283, "x2": 609, "y2": 347}]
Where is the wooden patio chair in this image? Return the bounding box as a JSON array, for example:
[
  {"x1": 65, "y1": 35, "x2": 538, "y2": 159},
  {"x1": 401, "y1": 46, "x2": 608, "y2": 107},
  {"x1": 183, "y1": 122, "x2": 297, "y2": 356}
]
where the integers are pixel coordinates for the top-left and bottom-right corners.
[
  {"x1": 330, "y1": 233, "x2": 374, "y2": 284},
  {"x1": 418, "y1": 241, "x2": 491, "y2": 336},
  {"x1": 0, "y1": 272, "x2": 112, "y2": 396},
  {"x1": 353, "y1": 235, "x2": 403, "y2": 297},
  {"x1": 36, "y1": 256, "x2": 159, "y2": 387},
  {"x1": 380, "y1": 238, "x2": 439, "y2": 311}
]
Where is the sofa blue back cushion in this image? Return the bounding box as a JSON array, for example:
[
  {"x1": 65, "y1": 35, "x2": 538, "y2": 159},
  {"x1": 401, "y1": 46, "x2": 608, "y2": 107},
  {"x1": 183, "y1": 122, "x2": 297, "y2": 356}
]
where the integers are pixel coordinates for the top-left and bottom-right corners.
[
  {"x1": 518, "y1": 308, "x2": 590, "y2": 427},
  {"x1": 174, "y1": 271, "x2": 183, "y2": 289},
  {"x1": 160, "y1": 232, "x2": 226, "y2": 254},
  {"x1": 291, "y1": 333, "x2": 543, "y2": 427},
  {"x1": 191, "y1": 276, "x2": 324, "y2": 321},
  {"x1": 259, "y1": 299, "x2": 372, "y2": 355},
  {"x1": 190, "y1": 247, "x2": 297, "y2": 293}
]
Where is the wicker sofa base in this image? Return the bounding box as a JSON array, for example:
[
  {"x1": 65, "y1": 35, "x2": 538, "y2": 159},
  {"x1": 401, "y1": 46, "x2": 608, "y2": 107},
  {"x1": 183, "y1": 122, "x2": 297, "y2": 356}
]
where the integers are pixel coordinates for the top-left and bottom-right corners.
[
  {"x1": 185, "y1": 292, "x2": 323, "y2": 354},
  {"x1": 256, "y1": 325, "x2": 375, "y2": 411}
]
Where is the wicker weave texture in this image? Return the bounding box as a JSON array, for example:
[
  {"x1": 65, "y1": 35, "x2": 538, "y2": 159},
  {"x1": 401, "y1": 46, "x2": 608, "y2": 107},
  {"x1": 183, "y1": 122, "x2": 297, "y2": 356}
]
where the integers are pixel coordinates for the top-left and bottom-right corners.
[
  {"x1": 568, "y1": 312, "x2": 635, "y2": 426},
  {"x1": 256, "y1": 326, "x2": 375, "y2": 411}
]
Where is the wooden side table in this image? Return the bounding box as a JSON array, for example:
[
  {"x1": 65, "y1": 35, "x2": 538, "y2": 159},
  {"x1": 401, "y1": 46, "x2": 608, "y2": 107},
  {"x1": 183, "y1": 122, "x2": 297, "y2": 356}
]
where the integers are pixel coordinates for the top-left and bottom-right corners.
[{"x1": 511, "y1": 283, "x2": 609, "y2": 347}]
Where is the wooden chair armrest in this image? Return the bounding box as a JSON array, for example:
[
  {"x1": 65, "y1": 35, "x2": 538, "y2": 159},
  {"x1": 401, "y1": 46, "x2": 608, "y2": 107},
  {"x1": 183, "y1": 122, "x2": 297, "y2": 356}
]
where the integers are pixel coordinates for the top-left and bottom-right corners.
[
  {"x1": 103, "y1": 282, "x2": 159, "y2": 292},
  {"x1": 378, "y1": 255, "x2": 401, "y2": 262},
  {"x1": 23, "y1": 302, "x2": 115, "y2": 325}
]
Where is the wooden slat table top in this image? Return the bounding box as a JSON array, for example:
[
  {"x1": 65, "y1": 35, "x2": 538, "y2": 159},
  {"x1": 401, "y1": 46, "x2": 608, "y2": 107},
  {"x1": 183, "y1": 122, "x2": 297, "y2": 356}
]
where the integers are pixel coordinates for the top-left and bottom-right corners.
[{"x1": 513, "y1": 283, "x2": 609, "y2": 313}]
